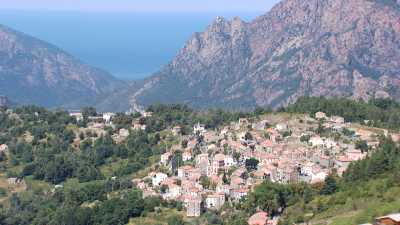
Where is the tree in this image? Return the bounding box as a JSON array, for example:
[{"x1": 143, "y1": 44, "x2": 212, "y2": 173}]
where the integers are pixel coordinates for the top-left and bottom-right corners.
[
  {"x1": 200, "y1": 176, "x2": 211, "y2": 189},
  {"x1": 355, "y1": 139, "x2": 369, "y2": 153},
  {"x1": 181, "y1": 140, "x2": 188, "y2": 149},
  {"x1": 300, "y1": 135, "x2": 310, "y2": 143},
  {"x1": 320, "y1": 174, "x2": 338, "y2": 195},
  {"x1": 81, "y1": 107, "x2": 97, "y2": 118},
  {"x1": 244, "y1": 132, "x2": 253, "y2": 141},
  {"x1": 222, "y1": 173, "x2": 229, "y2": 184},
  {"x1": 167, "y1": 215, "x2": 185, "y2": 225},
  {"x1": 245, "y1": 158, "x2": 259, "y2": 172}
]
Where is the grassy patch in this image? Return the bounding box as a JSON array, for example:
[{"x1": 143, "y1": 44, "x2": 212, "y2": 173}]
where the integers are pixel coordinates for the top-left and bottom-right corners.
[{"x1": 128, "y1": 208, "x2": 186, "y2": 225}]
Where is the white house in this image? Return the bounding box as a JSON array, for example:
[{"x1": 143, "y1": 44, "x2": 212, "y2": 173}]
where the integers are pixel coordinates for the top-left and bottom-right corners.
[
  {"x1": 276, "y1": 123, "x2": 288, "y2": 132},
  {"x1": 182, "y1": 151, "x2": 192, "y2": 162},
  {"x1": 205, "y1": 193, "x2": 225, "y2": 210},
  {"x1": 152, "y1": 173, "x2": 168, "y2": 186},
  {"x1": 193, "y1": 123, "x2": 206, "y2": 135},
  {"x1": 309, "y1": 136, "x2": 324, "y2": 146},
  {"x1": 102, "y1": 113, "x2": 115, "y2": 124},
  {"x1": 70, "y1": 112, "x2": 83, "y2": 122},
  {"x1": 224, "y1": 155, "x2": 235, "y2": 168}
]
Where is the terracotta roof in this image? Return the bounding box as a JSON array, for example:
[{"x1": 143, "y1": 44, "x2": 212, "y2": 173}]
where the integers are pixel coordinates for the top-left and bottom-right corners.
[
  {"x1": 248, "y1": 211, "x2": 268, "y2": 225},
  {"x1": 377, "y1": 213, "x2": 400, "y2": 222}
]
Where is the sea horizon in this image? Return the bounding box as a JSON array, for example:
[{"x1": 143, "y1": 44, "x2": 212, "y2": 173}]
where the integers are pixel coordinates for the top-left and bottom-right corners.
[{"x1": 0, "y1": 10, "x2": 262, "y2": 80}]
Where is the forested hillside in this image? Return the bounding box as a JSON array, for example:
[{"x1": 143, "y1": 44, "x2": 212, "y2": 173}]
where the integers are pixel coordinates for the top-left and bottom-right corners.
[{"x1": 0, "y1": 105, "x2": 253, "y2": 225}]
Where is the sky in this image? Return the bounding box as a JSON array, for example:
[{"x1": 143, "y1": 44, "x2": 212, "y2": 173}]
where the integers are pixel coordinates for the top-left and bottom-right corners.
[{"x1": 0, "y1": 0, "x2": 281, "y2": 13}]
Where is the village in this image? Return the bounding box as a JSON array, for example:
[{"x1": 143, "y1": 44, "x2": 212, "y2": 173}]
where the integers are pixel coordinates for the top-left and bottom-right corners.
[
  {"x1": 0, "y1": 107, "x2": 399, "y2": 225},
  {"x1": 97, "y1": 110, "x2": 398, "y2": 225}
]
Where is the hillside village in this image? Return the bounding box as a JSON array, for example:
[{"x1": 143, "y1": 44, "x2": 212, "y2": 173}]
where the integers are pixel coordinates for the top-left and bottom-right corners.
[
  {"x1": 66, "y1": 109, "x2": 400, "y2": 224},
  {"x1": 0, "y1": 102, "x2": 399, "y2": 225}
]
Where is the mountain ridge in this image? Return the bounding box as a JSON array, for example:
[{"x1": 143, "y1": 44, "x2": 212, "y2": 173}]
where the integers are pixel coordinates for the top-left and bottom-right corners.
[
  {"x1": 117, "y1": 0, "x2": 400, "y2": 111},
  {"x1": 0, "y1": 24, "x2": 126, "y2": 109}
]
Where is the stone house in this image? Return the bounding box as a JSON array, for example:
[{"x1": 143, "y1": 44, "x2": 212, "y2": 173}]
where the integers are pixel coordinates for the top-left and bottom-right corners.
[
  {"x1": 205, "y1": 193, "x2": 225, "y2": 210},
  {"x1": 230, "y1": 188, "x2": 249, "y2": 202},
  {"x1": 186, "y1": 196, "x2": 201, "y2": 217}
]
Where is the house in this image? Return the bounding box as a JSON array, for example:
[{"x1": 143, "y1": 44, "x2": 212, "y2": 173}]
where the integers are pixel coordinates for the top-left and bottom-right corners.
[
  {"x1": 143, "y1": 111, "x2": 153, "y2": 118},
  {"x1": 253, "y1": 120, "x2": 269, "y2": 131},
  {"x1": 152, "y1": 173, "x2": 168, "y2": 186},
  {"x1": 216, "y1": 183, "x2": 231, "y2": 194},
  {"x1": 119, "y1": 128, "x2": 130, "y2": 138},
  {"x1": 178, "y1": 166, "x2": 201, "y2": 181},
  {"x1": 231, "y1": 188, "x2": 249, "y2": 202},
  {"x1": 7, "y1": 177, "x2": 21, "y2": 185},
  {"x1": 330, "y1": 116, "x2": 345, "y2": 124},
  {"x1": 224, "y1": 155, "x2": 235, "y2": 167},
  {"x1": 182, "y1": 151, "x2": 192, "y2": 162},
  {"x1": 163, "y1": 184, "x2": 182, "y2": 200},
  {"x1": 346, "y1": 149, "x2": 366, "y2": 161},
  {"x1": 273, "y1": 165, "x2": 299, "y2": 184},
  {"x1": 248, "y1": 211, "x2": 269, "y2": 225},
  {"x1": 196, "y1": 154, "x2": 209, "y2": 176},
  {"x1": 324, "y1": 139, "x2": 338, "y2": 149},
  {"x1": 210, "y1": 154, "x2": 226, "y2": 175},
  {"x1": 375, "y1": 213, "x2": 400, "y2": 225},
  {"x1": 69, "y1": 112, "x2": 83, "y2": 122},
  {"x1": 160, "y1": 152, "x2": 172, "y2": 165},
  {"x1": 102, "y1": 112, "x2": 115, "y2": 124},
  {"x1": 186, "y1": 196, "x2": 201, "y2": 217},
  {"x1": 172, "y1": 126, "x2": 182, "y2": 135},
  {"x1": 309, "y1": 136, "x2": 324, "y2": 147},
  {"x1": 276, "y1": 123, "x2": 288, "y2": 132},
  {"x1": 132, "y1": 120, "x2": 146, "y2": 130},
  {"x1": 193, "y1": 123, "x2": 206, "y2": 135},
  {"x1": 205, "y1": 193, "x2": 225, "y2": 210},
  {"x1": 335, "y1": 155, "x2": 355, "y2": 169},
  {"x1": 0, "y1": 144, "x2": 8, "y2": 152},
  {"x1": 315, "y1": 112, "x2": 327, "y2": 120}
]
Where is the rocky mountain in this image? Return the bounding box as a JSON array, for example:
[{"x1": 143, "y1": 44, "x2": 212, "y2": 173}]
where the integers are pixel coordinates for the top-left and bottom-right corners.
[
  {"x1": 0, "y1": 24, "x2": 124, "y2": 109},
  {"x1": 125, "y1": 0, "x2": 400, "y2": 111}
]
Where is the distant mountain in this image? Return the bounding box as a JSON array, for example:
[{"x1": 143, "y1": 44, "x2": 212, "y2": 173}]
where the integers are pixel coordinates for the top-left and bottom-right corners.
[
  {"x1": 0, "y1": 24, "x2": 125, "y2": 109},
  {"x1": 121, "y1": 0, "x2": 400, "y2": 111}
]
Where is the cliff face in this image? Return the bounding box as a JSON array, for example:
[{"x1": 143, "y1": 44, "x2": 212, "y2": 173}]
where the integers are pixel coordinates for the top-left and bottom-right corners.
[
  {"x1": 0, "y1": 25, "x2": 124, "y2": 109},
  {"x1": 129, "y1": 0, "x2": 400, "y2": 110}
]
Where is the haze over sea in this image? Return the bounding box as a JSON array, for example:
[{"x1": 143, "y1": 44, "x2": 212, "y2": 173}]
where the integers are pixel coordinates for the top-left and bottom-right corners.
[{"x1": 0, "y1": 10, "x2": 261, "y2": 80}]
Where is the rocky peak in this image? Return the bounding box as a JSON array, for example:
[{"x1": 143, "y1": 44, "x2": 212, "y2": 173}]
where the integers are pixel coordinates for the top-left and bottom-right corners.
[{"x1": 123, "y1": 0, "x2": 400, "y2": 111}]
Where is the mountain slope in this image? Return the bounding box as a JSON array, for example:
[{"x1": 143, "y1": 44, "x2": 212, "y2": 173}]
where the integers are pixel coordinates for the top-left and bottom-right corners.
[
  {"x1": 0, "y1": 24, "x2": 124, "y2": 109},
  {"x1": 127, "y1": 0, "x2": 400, "y2": 111}
]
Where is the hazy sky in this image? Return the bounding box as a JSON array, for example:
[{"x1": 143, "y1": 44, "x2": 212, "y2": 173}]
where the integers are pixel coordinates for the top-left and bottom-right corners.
[{"x1": 0, "y1": 0, "x2": 282, "y2": 12}]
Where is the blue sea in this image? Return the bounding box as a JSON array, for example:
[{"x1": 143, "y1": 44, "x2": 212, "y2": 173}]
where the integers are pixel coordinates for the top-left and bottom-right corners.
[{"x1": 0, "y1": 10, "x2": 260, "y2": 80}]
